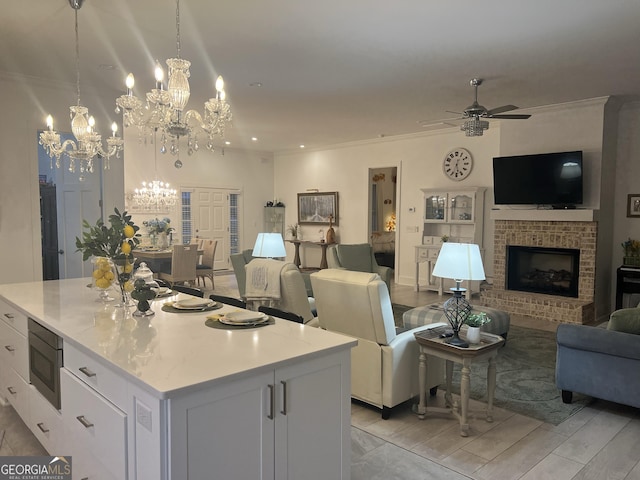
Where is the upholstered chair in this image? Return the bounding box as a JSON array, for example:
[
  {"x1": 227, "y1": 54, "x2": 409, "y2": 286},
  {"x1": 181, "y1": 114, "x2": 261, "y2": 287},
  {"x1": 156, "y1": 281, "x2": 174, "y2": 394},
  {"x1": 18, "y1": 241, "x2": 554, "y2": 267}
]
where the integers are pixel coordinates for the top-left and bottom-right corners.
[
  {"x1": 327, "y1": 243, "x2": 393, "y2": 290},
  {"x1": 229, "y1": 249, "x2": 255, "y2": 298},
  {"x1": 310, "y1": 268, "x2": 444, "y2": 419}
]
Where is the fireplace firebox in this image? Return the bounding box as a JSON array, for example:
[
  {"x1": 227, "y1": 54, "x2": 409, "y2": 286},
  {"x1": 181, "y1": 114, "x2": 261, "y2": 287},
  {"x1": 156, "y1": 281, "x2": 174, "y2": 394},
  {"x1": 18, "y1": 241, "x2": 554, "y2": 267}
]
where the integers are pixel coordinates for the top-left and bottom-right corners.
[{"x1": 506, "y1": 246, "x2": 580, "y2": 298}]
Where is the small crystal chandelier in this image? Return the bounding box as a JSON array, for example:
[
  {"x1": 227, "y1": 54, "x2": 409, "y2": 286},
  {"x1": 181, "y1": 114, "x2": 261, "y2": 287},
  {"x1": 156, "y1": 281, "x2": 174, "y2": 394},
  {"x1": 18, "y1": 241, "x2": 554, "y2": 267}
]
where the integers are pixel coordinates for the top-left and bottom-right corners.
[
  {"x1": 39, "y1": 0, "x2": 123, "y2": 175},
  {"x1": 115, "y1": 0, "x2": 232, "y2": 161},
  {"x1": 461, "y1": 116, "x2": 489, "y2": 137},
  {"x1": 132, "y1": 132, "x2": 178, "y2": 211}
]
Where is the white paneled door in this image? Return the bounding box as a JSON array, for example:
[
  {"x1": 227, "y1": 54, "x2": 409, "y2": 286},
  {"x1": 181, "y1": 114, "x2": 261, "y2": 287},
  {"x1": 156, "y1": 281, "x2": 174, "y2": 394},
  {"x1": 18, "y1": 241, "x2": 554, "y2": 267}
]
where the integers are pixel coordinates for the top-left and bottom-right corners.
[{"x1": 191, "y1": 188, "x2": 231, "y2": 271}]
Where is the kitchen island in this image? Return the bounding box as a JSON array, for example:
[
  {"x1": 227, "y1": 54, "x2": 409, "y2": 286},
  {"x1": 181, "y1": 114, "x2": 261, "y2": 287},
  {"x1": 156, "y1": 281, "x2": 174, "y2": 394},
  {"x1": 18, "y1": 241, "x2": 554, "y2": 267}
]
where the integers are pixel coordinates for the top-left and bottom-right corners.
[{"x1": 0, "y1": 278, "x2": 356, "y2": 480}]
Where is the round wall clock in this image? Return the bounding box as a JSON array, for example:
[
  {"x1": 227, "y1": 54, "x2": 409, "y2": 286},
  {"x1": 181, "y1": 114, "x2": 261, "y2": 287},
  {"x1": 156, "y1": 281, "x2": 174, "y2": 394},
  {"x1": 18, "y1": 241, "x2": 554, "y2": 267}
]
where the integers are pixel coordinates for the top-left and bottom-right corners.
[{"x1": 443, "y1": 148, "x2": 473, "y2": 181}]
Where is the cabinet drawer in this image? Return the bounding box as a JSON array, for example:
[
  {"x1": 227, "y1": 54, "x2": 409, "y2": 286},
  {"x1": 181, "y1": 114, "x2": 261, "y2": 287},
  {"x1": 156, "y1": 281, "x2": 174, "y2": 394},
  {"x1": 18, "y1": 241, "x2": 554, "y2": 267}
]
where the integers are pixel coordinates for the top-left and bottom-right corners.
[
  {"x1": 29, "y1": 385, "x2": 62, "y2": 454},
  {"x1": 428, "y1": 248, "x2": 441, "y2": 260},
  {"x1": 0, "y1": 319, "x2": 29, "y2": 381},
  {"x1": 60, "y1": 369, "x2": 127, "y2": 480},
  {"x1": 417, "y1": 248, "x2": 429, "y2": 259},
  {"x1": 0, "y1": 300, "x2": 28, "y2": 336},
  {"x1": 5, "y1": 367, "x2": 30, "y2": 423},
  {"x1": 64, "y1": 342, "x2": 127, "y2": 410}
]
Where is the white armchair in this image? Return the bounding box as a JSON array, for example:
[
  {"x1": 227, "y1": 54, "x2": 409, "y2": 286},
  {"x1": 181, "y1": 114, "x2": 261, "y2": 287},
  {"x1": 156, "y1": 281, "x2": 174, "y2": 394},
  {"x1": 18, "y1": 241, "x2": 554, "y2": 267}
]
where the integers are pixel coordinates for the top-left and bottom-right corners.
[
  {"x1": 310, "y1": 268, "x2": 445, "y2": 419},
  {"x1": 245, "y1": 261, "x2": 317, "y2": 324}
]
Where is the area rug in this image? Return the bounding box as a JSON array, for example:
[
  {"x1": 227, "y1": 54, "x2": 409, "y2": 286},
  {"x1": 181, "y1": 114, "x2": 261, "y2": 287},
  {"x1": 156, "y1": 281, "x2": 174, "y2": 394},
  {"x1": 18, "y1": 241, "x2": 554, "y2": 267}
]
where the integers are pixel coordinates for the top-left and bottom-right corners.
[
  {"x1": 390, "y1": 305, "x2": 592, "y2": 425},
  {"x1": 449, "y1": 325, "x2": 592, "y2": 425}
]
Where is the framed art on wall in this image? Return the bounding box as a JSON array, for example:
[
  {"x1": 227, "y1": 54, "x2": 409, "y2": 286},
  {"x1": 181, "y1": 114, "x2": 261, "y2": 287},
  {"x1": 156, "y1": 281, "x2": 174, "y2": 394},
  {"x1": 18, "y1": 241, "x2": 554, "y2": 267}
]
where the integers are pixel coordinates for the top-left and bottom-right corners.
[
  {"x1": 627, "y1": 194, "x2": 640, "y2": 218},
  {"x1": 297, "y1": 192, "x2": 339, "y2": 225}
]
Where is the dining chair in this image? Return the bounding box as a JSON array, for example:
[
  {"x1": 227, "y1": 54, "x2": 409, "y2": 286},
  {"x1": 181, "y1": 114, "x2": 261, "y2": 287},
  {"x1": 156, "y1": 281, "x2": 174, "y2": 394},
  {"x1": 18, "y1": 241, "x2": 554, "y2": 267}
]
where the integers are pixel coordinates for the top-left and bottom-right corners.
[
  {"x1": 258, "y1": 306, "x2": 304, "y2": 324},
  {"x1": 172, "y1": 285, "x2": 205, "y2": 297},
  {"x1": 157, "y1": 244, "x2": 199, "y2": 288},
  {"x1": 209, "y1": 294, "x2": 246, "y2": 309},
  {"x1": 196, "y1": 239, "x2": 218, "y2": 288}
]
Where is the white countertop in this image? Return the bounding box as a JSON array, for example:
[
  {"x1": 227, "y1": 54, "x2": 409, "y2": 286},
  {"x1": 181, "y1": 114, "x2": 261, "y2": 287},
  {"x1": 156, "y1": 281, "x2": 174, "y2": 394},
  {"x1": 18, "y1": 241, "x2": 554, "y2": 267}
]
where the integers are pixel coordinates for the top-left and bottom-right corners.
[{"x1": 0, "y1": 278, "x2": 356, "y2": 399}]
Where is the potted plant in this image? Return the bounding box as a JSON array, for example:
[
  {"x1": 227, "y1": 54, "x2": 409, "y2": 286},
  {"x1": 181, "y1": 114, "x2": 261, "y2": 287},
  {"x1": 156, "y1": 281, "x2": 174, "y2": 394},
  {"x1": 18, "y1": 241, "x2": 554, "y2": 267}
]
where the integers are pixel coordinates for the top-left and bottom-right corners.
[
  {"x1": 464, "y1": 312, "x2": 492, "y2": 344},
  {"x1": 287, "y1": 223, "x2": 300, "y2": 240}
]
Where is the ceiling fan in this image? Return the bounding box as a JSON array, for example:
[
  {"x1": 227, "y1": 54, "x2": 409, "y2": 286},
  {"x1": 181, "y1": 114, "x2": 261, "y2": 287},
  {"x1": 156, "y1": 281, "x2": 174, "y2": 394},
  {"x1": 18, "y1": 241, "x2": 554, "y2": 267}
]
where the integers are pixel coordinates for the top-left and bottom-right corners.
[{"x1": 449, "y1": 78, "x2": 531, "y2": 136}]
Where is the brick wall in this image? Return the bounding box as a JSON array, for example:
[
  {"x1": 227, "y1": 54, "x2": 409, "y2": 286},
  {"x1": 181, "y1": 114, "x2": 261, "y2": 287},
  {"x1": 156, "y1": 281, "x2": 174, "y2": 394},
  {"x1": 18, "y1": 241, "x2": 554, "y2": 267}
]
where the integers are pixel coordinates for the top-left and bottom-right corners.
[{"x1": 481, "y1": 220, "x2": 597, "y2": 324}]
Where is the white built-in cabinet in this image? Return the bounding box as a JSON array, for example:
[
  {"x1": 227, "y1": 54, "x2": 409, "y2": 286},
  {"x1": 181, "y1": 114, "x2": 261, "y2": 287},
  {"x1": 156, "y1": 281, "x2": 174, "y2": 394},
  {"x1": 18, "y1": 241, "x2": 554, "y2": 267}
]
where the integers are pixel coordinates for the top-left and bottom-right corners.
[
  {"x1": 415, "y1": 187, "x2": 485, "y2": 298},
  {"x1": 169, "y1": 350, "x2": 349, "y2": 480}
]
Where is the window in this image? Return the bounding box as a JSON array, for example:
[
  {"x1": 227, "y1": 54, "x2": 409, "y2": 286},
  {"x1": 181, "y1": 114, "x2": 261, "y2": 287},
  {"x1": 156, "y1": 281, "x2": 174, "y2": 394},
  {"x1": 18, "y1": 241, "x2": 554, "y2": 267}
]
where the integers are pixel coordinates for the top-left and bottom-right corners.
[
  {"x1": 181, "y1": 191, "x2": 192, "y2": 244},
  {"x1": 229, "y1": 193, "x2": 239, "y2": 254}
]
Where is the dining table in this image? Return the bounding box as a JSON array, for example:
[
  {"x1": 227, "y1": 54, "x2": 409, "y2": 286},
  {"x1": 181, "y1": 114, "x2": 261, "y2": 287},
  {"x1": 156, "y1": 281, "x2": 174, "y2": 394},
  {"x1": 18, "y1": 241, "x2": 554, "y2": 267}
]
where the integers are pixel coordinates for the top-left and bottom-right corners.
[{"x1": 134, "y1": 247, "x2": 204, "y2": 273}]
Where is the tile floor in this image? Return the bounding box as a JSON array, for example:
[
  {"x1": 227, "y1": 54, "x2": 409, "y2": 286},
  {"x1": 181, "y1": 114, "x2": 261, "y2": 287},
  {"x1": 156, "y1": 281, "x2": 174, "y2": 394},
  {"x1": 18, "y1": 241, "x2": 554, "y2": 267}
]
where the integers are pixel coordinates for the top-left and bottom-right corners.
[{"x1": 2, "y1": 272, "x2": 639, "y2": 480}]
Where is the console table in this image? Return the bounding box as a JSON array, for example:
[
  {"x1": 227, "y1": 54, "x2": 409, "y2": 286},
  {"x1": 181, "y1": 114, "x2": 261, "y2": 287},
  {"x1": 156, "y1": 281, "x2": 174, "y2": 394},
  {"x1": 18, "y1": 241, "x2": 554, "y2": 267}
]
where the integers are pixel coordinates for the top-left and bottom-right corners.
[
  {"x1": 287, "y1": 240, "x2": 336, "y2": 269},
  {"x1": 616, "y1": 265, "x2": 640, "y2": 309}
]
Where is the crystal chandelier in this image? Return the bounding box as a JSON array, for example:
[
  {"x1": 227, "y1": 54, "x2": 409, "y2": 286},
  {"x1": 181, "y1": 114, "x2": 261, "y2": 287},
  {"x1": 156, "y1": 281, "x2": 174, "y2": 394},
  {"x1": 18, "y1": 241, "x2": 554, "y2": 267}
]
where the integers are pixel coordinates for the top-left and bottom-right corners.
[
  {"x1": 132, "y1": 132, "x2": 178, "y2": 211},
  {"x1": 461, "y1": 116, "x2": 489, "y2": 137},
  {"x1": 39, "y1": 0, "x2": 123, "y2": 175},
  {"x1": 115, "y1": 0, "x2": 232, "y2": 161}
]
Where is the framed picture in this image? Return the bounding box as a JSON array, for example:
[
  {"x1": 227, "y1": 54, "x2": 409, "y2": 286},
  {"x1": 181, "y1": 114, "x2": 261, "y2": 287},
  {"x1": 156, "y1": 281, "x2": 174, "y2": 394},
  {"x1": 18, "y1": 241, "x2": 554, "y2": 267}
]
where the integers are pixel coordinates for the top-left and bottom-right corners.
[
  {"x1": 628, "y1": 194, "x2": 640, "y2": 218},
  {"x1": 297, "y1": 192, "x2": 339, "y2": 225}
]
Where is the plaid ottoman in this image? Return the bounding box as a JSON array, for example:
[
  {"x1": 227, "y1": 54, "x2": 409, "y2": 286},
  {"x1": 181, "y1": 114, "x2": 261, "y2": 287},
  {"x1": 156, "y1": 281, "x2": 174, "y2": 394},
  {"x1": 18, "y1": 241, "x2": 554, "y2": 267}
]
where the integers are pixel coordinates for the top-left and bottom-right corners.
[{"x1": 403, "y1": 303, "x2": 511, "y2": 339}]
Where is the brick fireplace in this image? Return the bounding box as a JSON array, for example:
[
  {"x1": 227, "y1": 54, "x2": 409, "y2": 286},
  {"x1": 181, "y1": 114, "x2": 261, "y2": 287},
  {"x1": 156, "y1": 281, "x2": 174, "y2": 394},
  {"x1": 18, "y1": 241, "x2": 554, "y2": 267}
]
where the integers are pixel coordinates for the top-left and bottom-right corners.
[{"x1": 481, "y1": 219, "x2": 597, "y2": 324}]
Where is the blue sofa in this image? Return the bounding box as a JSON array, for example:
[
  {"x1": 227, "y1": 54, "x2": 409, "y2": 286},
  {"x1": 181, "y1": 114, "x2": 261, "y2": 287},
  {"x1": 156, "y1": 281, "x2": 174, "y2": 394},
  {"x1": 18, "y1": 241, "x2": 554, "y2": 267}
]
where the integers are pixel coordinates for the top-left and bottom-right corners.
[{"x1": 556, "y1": 322, "x2": 640, "y2": 408}]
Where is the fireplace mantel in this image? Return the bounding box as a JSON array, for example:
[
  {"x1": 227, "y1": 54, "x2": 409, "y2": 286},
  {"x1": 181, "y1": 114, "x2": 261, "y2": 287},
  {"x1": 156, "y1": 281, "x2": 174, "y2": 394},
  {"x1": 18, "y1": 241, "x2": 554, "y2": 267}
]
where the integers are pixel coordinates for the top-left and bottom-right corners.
[{"x1": 490, "y1": 209, "x2": 599, "y2": 222}]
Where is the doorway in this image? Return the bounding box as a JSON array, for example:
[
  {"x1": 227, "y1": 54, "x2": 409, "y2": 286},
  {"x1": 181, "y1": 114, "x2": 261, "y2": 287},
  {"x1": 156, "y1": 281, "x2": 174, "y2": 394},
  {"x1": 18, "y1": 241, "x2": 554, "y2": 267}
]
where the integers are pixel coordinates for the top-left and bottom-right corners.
[
  {"x1": 368, "y1": 166, "x2": 397, "y2": 269},
  {"x1": 38, "y1": 132, "x2": 103, "y2": 280}
]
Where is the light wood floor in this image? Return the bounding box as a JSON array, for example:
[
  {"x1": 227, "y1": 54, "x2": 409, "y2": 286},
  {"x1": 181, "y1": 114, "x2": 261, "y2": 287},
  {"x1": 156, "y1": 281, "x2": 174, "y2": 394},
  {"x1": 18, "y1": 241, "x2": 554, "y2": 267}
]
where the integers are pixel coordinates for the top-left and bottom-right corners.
[{"x1": 2, "y1": 272, "x2": 639, "y2": 480}]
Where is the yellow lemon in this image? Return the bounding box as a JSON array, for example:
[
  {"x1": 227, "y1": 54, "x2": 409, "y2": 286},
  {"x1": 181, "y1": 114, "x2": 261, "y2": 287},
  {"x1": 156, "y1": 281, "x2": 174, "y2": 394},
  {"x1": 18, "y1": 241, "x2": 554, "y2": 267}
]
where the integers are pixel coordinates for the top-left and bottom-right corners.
[
  {"x1": 123, "y1": 280, "x2": 134, "y2": 292},
  {"x1": 92, "y1": 269, "x2": 104, "y2": 280},
  {"x1": 100, "y1": 262, "x2": 112, "y2": 272},
  {"x1": 95, "y1": 278, "x2": 110, "y2": 289},
  {"x1": 123, "y1": 262, "x2": 133, "y2": 273},
  {"x1": 121, "y1": 241, "x2": 132, "y2": 255},
  {"x1": 103, "y1": 271, "x2": 115, "y2": 281},
  {"x1": 123, "y1": 225, "x2": 135, "y2": 238}
]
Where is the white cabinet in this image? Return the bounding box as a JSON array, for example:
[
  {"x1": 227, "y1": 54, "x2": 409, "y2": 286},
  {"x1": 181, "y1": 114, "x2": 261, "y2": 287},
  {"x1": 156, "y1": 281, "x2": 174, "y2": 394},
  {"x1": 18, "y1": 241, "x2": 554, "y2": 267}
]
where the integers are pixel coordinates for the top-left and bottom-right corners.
[
  {"x1": 28, "y1": 385, "x2": 63, "y2": 455},
  {"x1": 416, "y1": 187, "x2": 486, "y2": 297},
  {"x1": 0, "y1": 299, "x2": 29, "y2": 422},
  {"x1": 264, "y1": 206, "x2": 285, "y2": 235},
  {"x1": 60, "y1": 368, "x2": 127, "y2": 480},
  {"x1": 169, "y1": 350, "x2": 350, "y2": 480}
]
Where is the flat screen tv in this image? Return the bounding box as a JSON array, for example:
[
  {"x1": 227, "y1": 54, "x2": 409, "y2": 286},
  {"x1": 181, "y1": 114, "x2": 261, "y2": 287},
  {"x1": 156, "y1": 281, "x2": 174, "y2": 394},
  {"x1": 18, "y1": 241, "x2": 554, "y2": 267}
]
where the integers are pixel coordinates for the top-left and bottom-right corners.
[{"x1": 492, "y1": 151, "x2": 583, "y2": 208}]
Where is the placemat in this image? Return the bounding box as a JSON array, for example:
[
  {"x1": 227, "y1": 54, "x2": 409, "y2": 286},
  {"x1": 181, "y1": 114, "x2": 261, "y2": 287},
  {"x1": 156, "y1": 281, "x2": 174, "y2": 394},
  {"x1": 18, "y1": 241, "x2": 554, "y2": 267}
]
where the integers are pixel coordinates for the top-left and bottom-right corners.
[
  {"x1": 161, "y1": 301, "x2": 222, "y2": 313},
  {"x1": 204, "y1": 317, "x2": 275, "y2": 330}
]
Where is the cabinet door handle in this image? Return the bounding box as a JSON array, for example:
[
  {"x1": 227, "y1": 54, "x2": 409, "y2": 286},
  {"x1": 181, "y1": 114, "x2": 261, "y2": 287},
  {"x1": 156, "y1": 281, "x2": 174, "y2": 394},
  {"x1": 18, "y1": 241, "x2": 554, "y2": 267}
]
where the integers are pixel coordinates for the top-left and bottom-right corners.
[
  {"x1": 79, "y1": 366, "x2": 97, "y2": 378},
  {"x1": 4, "y1": 345, "x2": 15, "y2": 352},
  {"x1": 7, "y1": 386, "x2": 16, "y2": 395},
  {"x1": 76, "y1": 415, "x2": 94, "y2": 429},
  {"x1": 3, "y1": 313, "x2": 14, "y2": 320},
  {"x1": 280, "y1": 380, "x2": 288, "y2": 415},
  {"x1": 267, "y1": 384, "x2": 275, "y2": 420},
  {"x1": 36, "y1": 422, "x2": 50, "y2": 434}
]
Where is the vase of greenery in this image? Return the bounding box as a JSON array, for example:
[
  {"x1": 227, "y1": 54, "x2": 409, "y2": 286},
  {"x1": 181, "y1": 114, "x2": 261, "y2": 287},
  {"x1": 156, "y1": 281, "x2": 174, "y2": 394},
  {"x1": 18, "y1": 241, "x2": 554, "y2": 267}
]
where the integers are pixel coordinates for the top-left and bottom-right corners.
[
  {"x1": 76, "y1": 208, "x2": 141, "y2": 308},
  {"x1": 464, "y1": 312, "x2": 491, "y2": 344}
]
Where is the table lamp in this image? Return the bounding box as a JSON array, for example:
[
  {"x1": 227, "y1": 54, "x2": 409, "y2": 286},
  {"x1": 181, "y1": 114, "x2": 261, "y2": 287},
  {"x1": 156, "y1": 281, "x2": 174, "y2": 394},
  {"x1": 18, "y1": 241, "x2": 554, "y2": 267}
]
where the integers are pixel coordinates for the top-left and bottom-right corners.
[
  {"x1": 252, "y1": 233, "x2": 286, "y2": 259},
  {"x1": 432, "y1": 242, "x2": 485, "y2": 348}
]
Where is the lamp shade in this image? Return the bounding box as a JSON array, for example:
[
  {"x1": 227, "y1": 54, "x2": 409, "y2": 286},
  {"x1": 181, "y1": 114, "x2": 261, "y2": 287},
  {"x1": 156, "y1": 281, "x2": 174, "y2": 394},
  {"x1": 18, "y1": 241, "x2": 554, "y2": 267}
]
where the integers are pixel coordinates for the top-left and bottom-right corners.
[
  {"x1": 432, "y1": 243, "x2": 485, "y2": 281},
  {"x1": 252, "y1": 233, "x2": 286, "y2": 258}
]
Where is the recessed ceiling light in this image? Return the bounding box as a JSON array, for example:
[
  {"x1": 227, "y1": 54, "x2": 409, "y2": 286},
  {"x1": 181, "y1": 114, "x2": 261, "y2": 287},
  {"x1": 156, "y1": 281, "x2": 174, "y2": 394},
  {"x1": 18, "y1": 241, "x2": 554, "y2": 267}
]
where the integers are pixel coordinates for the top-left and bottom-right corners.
[
  {"x1": 249, "y1": 82, "x2": 263, "y2": 87},
  {"x1": 251, "y1": 137, "x2": 258, "y2": 142},
  {"x1": 299, "y1": 144, "x2": 305, "y2": 148},
  {"x1": 225, "y1": 141, "x2": 231, "y2": 145},
  {"x1": 98, "y1": 64, "x2": 116, "y2": 71}
]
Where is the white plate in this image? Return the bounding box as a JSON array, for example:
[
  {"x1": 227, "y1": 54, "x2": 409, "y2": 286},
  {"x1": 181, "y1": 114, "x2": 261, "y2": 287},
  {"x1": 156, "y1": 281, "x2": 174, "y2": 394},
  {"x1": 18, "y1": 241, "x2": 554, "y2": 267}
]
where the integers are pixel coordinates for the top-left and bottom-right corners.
[
  {"x1": 173, "y1": 299, "x2": 214, "y2": 310},
  {"x1": 222, "y1": 311, "x2": 269, "y2": 324},
  {"x1": 220, "y1": 313, "x2": 269, "y2": 326},
  {"x1": 153, "y1": 287, "x2": 172, "y2": 296}
]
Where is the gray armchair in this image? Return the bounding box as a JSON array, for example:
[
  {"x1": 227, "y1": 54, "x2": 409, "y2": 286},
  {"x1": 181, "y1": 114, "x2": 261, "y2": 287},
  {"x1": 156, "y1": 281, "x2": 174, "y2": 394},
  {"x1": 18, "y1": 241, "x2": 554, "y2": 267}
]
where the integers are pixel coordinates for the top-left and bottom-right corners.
[
  {"x1": 230, "y1": 249, "x2": 255, "y2": 298},
  {"x1": 327, "y1": 243, "x2": 393, "y2": 289}
]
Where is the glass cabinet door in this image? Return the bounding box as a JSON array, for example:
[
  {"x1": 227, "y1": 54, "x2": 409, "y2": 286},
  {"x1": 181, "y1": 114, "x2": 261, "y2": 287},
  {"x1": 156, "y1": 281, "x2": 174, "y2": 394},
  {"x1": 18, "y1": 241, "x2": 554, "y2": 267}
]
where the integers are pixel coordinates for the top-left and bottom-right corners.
[
  {"x1": 424, "y1": 194, "x2": 447, "y2": 222},
  {"x1": 449, "y1": 193, "x2": 474, "y2": 222}
]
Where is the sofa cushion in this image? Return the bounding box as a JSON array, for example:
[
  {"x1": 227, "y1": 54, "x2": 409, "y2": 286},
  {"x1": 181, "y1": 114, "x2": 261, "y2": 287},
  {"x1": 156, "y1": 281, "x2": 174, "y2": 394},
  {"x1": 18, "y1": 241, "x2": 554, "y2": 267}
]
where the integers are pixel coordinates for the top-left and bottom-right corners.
[{"x1": 607, "y1": 308, "x2": 640, "y2": 335}]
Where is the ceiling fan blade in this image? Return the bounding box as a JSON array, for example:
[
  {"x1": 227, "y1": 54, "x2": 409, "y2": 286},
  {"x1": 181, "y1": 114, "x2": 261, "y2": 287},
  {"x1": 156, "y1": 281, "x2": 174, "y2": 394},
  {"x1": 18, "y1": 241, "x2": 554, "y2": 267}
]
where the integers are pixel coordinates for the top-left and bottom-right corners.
[
  {"x1": 486, "y1": 104, "x2": 518, "y2": 115},
  {"x1": 445, "y1": 110, "x2": 462, "y2": 116},
  {"x1": 489, "y1": 114, "x2": 531, "y2": 119}
]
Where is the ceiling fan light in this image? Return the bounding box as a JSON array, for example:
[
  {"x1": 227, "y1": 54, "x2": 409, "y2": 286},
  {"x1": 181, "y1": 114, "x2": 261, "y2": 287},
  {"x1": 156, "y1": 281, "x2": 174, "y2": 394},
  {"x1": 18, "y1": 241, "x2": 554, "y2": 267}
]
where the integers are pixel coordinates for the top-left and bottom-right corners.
[{"x1": 461, "y1": 118, "x2": 489, "y2": 137}]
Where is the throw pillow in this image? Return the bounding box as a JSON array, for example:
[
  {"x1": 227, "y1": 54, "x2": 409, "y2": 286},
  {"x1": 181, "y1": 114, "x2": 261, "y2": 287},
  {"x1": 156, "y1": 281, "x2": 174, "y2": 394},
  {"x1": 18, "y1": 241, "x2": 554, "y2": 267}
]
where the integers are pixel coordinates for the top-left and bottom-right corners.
[{"x1": 607, "y1": 308, "x2": 640, "y2": 335}]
